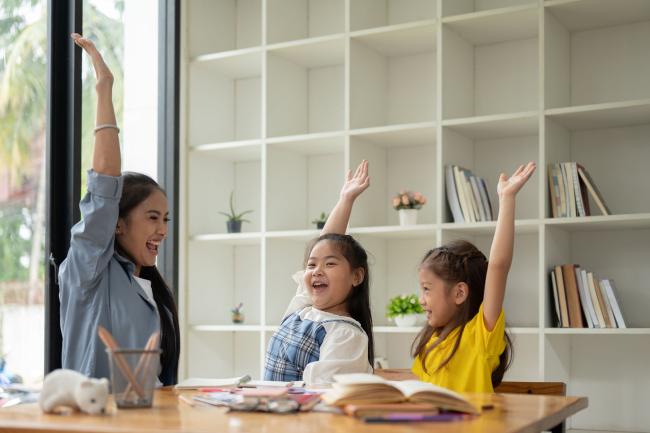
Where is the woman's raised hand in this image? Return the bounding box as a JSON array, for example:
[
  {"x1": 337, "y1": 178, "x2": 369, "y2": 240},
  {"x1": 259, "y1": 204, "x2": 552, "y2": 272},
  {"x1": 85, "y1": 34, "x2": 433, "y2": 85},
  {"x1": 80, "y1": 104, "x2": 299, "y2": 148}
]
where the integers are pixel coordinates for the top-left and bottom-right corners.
[{"x1": 71, "y1": 33, "x2": 114, "y2": 89}]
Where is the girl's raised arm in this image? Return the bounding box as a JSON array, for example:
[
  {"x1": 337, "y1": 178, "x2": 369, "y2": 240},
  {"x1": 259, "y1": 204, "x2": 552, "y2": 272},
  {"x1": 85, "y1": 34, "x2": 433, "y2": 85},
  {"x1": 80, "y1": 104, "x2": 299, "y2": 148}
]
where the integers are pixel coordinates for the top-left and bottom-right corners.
[
  {"x1": 71, "y1": 33, "x2": 120, "y2": 176},
  {"x1": 321, "y1": 160, "x2": 370, "y2": 235},
  {"x1": 483, "y1": 162, "x2": 536, "y2": 330}
]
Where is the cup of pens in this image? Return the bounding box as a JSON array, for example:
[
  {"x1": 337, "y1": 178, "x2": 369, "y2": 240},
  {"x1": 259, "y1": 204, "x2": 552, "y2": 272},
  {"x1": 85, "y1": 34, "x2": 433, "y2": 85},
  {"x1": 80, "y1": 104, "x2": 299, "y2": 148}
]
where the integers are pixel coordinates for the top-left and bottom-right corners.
[
  {"x1": 106, "y1": 347, "x2": 161, "y2": 408},
  {"x1": 98, "y1": 326, "x2": 161, "y2": 409}
]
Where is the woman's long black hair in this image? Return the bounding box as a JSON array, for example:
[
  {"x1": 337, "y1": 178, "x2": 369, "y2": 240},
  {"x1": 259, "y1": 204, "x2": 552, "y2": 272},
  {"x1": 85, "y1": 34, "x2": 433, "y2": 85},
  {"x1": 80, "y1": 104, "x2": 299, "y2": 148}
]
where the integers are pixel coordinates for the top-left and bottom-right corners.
[
  {"x1": 116, "y1": 172, "x2": 180, "y2": 385},
  {"x1": 305, "y1": 233, "x2": 374, "y2": 367}
]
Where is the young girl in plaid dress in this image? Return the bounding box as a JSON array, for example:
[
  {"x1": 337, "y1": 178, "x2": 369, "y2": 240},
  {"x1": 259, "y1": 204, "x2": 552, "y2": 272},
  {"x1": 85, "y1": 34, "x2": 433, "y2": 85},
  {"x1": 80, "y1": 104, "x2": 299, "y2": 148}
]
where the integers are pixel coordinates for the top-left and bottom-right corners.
[{"x1": 264, "y1": 161, "x2": 374, "y2": 385}]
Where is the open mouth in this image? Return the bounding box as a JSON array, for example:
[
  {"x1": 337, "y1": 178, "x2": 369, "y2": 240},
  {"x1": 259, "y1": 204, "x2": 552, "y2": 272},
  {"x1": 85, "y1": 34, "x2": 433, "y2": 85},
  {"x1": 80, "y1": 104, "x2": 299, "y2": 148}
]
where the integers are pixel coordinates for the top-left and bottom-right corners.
[
  {"x1": 311, "y1": 281, "x2": 329, "y2": 292},
  {"x1": 146, "y1": 240, "x2": 161, "y2": 255}
]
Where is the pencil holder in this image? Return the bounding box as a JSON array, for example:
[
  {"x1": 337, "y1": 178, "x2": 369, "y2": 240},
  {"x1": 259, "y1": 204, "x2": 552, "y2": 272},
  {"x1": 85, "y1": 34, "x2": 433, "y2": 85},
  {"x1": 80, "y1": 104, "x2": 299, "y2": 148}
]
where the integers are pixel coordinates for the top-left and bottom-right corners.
[{"x1": 106, "y1": 348, "x2": 161, "y2": 408}]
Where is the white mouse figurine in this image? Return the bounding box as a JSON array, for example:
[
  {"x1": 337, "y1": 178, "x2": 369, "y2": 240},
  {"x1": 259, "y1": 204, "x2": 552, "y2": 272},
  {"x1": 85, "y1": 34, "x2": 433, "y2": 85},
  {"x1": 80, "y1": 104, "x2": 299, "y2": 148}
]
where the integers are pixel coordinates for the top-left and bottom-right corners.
[{"x1": 39, "y1": 369, "x2": 109, "y2": 415}]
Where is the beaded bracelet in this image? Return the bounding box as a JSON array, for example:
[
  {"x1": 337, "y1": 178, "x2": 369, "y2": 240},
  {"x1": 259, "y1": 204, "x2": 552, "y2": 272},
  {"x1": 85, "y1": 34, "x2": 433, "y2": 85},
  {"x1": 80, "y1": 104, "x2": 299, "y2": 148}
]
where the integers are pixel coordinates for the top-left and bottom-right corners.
[{"x1": 94, "y1": 124, "x2": 120, "y2": 134}]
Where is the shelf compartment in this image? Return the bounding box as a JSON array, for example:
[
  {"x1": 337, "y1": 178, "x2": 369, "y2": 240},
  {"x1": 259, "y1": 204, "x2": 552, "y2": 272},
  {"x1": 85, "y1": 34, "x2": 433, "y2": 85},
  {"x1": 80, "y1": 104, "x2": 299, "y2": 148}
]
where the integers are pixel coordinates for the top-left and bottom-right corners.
[
  {"x1": 545, "y1": 334, "x2": 650, "y2": 431},
  {"x1": 545, "y1": 6, "x2": 650, "y2": 109},
  {"x1": 267, "y1": 37, "x2": 345, "y2": 137},
  {"x1": 354, "y1": 235, "x2": 436, "y2": 327},
  {"x1": 442, "y1": 16, "x2": 539, "y2": 120},
  {"x1": 544, "y1": 227, "x2": 650, "y2": 329},
  {"x1": 267, "y1": 0, "x2": 344, "y2": 44},
  {"x1": 187, "y1": 240, "x2": 261, "y2": 326},
  {"x1": 266, "y1": 137, "x2": 344, "y2": 231},
  {"x1": 351, "y1": 24, "x2": 437, "y2": 129},
  {"x1": 545, "y1": 120, "x2": 650, "y2": 217},
  {"x1": 350, "y1": 0, "x2": 436, "y2": 32},
  {"x1": 349, "y1": 134, "x2": 437, "y2": 228},
  {"x1": 187, "y1": 150, "x2": 261, "y2": 236},
  {"x1": 187, "y1": 0, "x2": 261, "y2": 57},
  {"x1": 441, "y1": 126, "x2": 540, "y2": 222},
  {"x1": 188, "y1": 51, "x2": 262, "y2": 146}
]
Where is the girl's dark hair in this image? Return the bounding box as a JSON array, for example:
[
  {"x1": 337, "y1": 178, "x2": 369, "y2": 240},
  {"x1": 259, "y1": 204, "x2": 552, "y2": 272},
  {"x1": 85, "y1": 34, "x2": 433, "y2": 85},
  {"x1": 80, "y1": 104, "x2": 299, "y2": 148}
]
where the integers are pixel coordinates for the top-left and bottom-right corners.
[
  {"x1": 410, "y1": 239, "x2": 512, "y2": 388},
  {"x1": 305, "y1": 234, "x2": 374, "y2": 367},
  {"x1": 115, "y1": 172, "x2": 180, "y2": 386}
]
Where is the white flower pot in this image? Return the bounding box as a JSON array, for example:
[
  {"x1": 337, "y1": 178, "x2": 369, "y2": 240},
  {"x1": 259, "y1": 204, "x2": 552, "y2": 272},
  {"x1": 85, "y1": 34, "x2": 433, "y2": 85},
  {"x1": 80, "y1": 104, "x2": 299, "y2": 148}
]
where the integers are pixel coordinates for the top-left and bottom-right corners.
[
  {"x1": 394, "y1": 314, "x2": 418, "y2": 327},
  {"x1": 398, "y1": 209, "x2": 418, "y2": 226}
]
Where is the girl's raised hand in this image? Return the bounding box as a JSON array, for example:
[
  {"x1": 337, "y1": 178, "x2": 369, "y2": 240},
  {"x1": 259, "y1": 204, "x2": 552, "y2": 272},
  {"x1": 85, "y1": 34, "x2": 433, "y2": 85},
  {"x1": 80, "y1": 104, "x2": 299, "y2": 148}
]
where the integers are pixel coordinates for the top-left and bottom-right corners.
[
  {"x1": 497, "y1": 162, "x2": 536, "y2": 198},
  {"x1": 340, "y1": 160, "x2": 370, "y2": 202},
  {"x1": 71, "y1": 33, "x2": 114, "y2": 88}
]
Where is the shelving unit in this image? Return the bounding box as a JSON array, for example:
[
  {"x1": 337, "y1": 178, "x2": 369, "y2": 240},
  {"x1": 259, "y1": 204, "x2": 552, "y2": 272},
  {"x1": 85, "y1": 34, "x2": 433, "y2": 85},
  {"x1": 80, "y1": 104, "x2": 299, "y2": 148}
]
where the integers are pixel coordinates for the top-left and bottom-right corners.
[{"x1": 180, "y1": 1, "x2": 650, "y2": 431}]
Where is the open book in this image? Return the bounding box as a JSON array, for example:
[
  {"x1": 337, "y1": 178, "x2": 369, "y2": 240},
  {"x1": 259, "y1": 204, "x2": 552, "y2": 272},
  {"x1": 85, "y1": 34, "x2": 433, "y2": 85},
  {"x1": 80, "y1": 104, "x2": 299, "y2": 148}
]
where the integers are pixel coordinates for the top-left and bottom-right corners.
[{"x1": 322, "y1": 374, "x2": 479, "y2": 415}]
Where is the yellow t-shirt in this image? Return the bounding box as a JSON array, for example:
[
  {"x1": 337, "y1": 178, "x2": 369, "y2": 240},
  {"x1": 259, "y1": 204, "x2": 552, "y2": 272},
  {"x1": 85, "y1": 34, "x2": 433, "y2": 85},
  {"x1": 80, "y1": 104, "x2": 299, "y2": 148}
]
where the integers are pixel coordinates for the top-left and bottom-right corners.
[{"x1": 411, "y1": 304, "x2": 506, "y2": 393}]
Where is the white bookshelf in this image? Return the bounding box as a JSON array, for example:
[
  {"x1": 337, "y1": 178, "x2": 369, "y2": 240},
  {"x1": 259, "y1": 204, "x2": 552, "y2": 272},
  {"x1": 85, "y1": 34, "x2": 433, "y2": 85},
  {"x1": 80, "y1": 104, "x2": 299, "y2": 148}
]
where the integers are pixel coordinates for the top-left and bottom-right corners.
[{"x1": 180, "y1": 1, "x2": 650, "y2": 431}]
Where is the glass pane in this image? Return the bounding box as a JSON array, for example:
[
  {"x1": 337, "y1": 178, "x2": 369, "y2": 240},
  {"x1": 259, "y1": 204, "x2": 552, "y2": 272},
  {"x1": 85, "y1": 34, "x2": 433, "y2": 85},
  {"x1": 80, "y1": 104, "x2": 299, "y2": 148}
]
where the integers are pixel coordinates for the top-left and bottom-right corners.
[
  {"x1": 0, "y1": 0, "x2": 47, "y2": 386},
  {"x1": 81, "y1": 0, "x2": 159, "y2": 198}
]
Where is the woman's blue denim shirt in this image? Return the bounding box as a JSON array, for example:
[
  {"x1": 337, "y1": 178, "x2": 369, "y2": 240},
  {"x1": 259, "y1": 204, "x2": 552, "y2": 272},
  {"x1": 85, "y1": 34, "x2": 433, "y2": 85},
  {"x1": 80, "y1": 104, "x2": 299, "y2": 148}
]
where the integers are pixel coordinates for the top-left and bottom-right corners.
[{"x1": 58, "y1": 170, "x2": 165, "y2": 382}]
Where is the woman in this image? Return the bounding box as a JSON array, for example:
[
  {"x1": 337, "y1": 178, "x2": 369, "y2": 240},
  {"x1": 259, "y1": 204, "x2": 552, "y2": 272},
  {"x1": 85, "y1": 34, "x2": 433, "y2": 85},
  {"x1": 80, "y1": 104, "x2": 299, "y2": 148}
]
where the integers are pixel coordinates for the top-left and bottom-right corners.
[{"x1": 58, "y1": 34, "x2": 180, "y2": 385}]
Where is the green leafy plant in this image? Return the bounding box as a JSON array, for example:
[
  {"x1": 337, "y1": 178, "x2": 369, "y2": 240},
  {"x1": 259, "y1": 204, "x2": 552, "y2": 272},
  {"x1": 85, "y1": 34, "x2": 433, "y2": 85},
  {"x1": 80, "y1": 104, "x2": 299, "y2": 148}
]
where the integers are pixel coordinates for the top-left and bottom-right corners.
[
  {"x1": 311, "y1": 212, "x2": 328, "y2": 225},
  {"x1": 219, "y1": 191, "x2": 253, "y2": 222},
  {"x1": 386, "y1": 294, "x2": 424, "y2": 319}
]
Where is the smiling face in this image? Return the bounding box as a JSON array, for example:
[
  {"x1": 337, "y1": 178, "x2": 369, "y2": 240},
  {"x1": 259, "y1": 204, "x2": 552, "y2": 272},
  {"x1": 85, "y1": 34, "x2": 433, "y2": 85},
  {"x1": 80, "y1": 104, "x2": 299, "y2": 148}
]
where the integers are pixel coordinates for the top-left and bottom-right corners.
[
  {"x1": 418, "y1": 267, "x2": 467, "y2": 329},
  {"x1": 116, "y1": 189, "x2": 168, "y2": 275},
  {"x1": 303, "y1": 240, "x2": 364, "y2": 316}
]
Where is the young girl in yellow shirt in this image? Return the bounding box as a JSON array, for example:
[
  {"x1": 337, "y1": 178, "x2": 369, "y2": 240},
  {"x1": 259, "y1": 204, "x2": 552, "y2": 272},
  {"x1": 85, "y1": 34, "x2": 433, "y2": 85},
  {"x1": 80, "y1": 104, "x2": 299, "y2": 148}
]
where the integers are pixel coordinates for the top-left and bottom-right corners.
[{"x1": 411, "y1": 162, "x2": 536, "y2": 393}]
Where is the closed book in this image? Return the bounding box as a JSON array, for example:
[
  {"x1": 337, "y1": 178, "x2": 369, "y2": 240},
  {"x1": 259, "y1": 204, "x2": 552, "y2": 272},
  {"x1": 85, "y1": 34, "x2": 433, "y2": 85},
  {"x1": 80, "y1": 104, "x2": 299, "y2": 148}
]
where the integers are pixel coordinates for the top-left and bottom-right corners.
[
  {"x1": 550, "y1": 270, "x2": 561, "y2": 327},
  {"x1": 562, "y1": 264, "x2": 584, "y2": 328},
  {"x1": 462, "y1": 169, "x2": 480, "y2": 222},
  {"x1": 577, "y1": 165, "x2": 610, "y2": 216},
  {"x1": 470, "y1": 175, "x2": 486, "y2": 221},
  {"x1": 571, "y1": 163, "x2": 586, "y2": 217},
  {"x1": 554, "y1": 266, "x2": 570, "y2": 328},
  {"x1": 322, "y1": 374, "x2": 479, "y2": 415},
  {"x1": 557, "y1": 163, "x2": 568, "y2": 217},
  {"x1": 601, "y1": 279, "x2": 626, "y2": 328},
  {"x1": 576, "y1": 164, "x2": 591, "y2": 216},
  {"x1": 479, "y1": 177, "x2": 493, "y2": 221},
  {"x1": 562, "y1": 162, "x2": 577, "y2": 217},
  {"x1": 453, "y1": 166, "x2": 473, "y2": 222},
  {"x1": 575, "y1": 267, "x2": 595, "y2": 328},
  {"x1": 445, "y1": 166, "x2": 464, "y2": 223},
  {"x1": 598, "y1": 279, "x2": 617, "y2": 328},
  {"x1": 547, "y1": 163, "x2": 558, "y2": 218},
  {"x1": 587, "y1": 272, "x2": 607, "y2": 328},
  {"x1": 175, "y1": 375, "x2": 251, "y2": 390}
]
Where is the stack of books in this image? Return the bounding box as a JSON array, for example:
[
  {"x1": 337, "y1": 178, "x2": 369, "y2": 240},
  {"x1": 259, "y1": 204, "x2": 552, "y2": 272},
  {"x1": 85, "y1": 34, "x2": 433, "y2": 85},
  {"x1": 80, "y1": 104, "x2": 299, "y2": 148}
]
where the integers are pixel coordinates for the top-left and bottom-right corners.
[
  {"x1": 445, "y1": 165, "x2": 493, "y2": 223},
  {"x1": 550, "y1": 265, "x2": 626, "y2": 328},
  {"x1": 547, "y1": 162, "x2": 610, "y2": 218}
]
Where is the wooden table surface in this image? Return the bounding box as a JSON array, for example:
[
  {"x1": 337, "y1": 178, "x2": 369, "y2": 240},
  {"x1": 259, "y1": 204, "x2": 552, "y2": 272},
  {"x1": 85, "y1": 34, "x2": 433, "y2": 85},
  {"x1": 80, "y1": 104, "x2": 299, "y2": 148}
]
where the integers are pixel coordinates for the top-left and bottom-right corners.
[{"x1": 0, "y1": 388, "x2": 587, "y2": 433}]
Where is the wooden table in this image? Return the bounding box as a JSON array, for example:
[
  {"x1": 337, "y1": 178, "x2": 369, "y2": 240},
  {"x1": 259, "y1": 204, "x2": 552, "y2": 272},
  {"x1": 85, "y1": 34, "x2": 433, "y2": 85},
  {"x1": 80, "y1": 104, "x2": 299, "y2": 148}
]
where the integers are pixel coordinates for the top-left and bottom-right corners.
[{"x1": 0, "y1": 388, "x2": 587, "y2": 433}]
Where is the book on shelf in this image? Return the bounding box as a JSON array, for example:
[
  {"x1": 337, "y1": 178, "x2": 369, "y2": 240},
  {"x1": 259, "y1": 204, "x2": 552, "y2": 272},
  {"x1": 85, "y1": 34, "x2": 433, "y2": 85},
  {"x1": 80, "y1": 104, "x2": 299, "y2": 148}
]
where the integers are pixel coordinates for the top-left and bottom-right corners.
[
  {"x1": 550, "y1": 266, "x2": 626, "y2": 328},
  {"x1": 321, "y1": 374, "x2": 479, "y2": 415},
  {"x1": 548, "y1": 162, "x2": 610, "y2": 218},
  {"x1": 446, "y1": 165, "x2": 493, "y2": 223}
]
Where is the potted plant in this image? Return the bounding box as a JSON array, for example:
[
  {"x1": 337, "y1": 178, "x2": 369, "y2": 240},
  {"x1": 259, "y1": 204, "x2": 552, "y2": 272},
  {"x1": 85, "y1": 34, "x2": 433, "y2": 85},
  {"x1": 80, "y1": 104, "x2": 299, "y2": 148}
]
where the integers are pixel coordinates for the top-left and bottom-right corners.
[
  {"x1": 311, "y1": 212, "x2": 328, "y2": 229},
  {"x1": 231, "y1": 303, "x2": 244, "y2": 324},
  {"x1": 219, "y1": 191, "x2": 253, "y2": 233},
  {"x1": 391, "y1": 190, "x2": 426, "y2": 226},
  {"x1": 386, "y1": 294, "x2": 423, "y2": 327}
]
